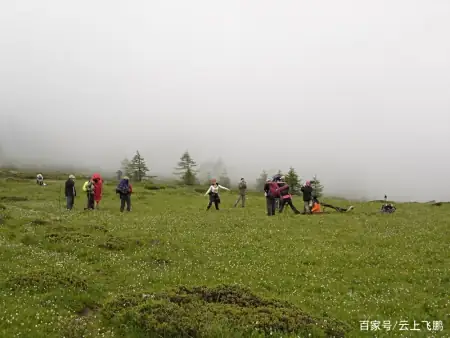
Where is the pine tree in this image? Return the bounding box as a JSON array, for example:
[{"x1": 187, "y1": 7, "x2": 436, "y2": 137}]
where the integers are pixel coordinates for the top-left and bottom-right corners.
[
  {"x1": 219, "y1": 169, "x2": 231, "y2": 187},
  {"x1": 128, "y1": 151, "x2": 149, "y2": 182},
  {"x1": 256, "y1": 170, "x2": 268, "y2": 192},
  {"x1": 311, "y1": 174, "x2": 324, "y2": 198},
  {"x1": 175, "y1": 151, "x2": 198, "y2": 185},
  {"x1": 121, "y1": 158, "x2": 133, "y2": 177},
  {"x1": 116, "y1": 170, "x2": 122, "y2": 181},
  {"x1": 285, "y1": 167, "x2": 301, "y2": 195}
]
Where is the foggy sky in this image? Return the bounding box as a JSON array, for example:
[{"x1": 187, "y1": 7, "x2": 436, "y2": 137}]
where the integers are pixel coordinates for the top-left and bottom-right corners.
[{"x1": 1, "y1": 0, "x2": 449, "y2": 202}]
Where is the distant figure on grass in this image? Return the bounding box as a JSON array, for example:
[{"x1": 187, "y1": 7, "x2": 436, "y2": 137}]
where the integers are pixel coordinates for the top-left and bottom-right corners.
[
  {"x1": 92, "y1": 173, "x2": 103, "y2": 209},
  {"x1": 64, "y1": 175, "x2": 76, "y2": 210},
  {"x1": 205, "y1": 179, "x2": 230, "y2": 211},
  {"x1": 36, "y1": 174, "x2": 44, "y2": 186},
  {"x1": 116, "y1": 176, "x2": 133, "y2": 212},
  {"x1": 380, "y1": 195, "x2": 396, "y2": 213},
  {"x1": 82, "y1": 178, "x2": 95, "y2": 210},
  {"x1": 234, "y1": 178, "x2": 247, "y2": 207},
  {"x1": 310, "y1": 197, "x2": 354, "y2": 214},
  {"x1": 264, "y1": 178, "x2": 289, "y2": 216},
  {"x1": 278, "y1": 176, "x2": 300, "y2": 214},
  {"x1": 301, "y1": 181, "x2": 313, "y2": 214}
]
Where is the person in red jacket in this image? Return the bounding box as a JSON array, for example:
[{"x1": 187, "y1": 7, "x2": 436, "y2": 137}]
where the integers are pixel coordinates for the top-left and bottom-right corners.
[{"x1": 92, "y1": 173, "x2": 103, "y2": 209}]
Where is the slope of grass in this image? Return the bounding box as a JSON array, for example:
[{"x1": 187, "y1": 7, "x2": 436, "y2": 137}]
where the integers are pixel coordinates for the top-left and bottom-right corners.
[{"x1": 0, "y1": 179, "x2": 449, "y2": 337}]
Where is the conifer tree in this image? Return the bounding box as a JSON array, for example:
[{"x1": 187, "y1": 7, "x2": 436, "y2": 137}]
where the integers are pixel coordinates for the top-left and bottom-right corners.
[
  {"x1": 256, "y1": 170, "x2": 268, "y2": 192},
  {"x1": 285, "y1": 167, "x2": 302, "y2": 195},
  {"x1": 175, "y1": 151, "x2": 198, "y2": 185},
  {"x1": 311, "y1": 174, "x2": 324, "y2": 198},
  {"x1": 128, "y1": 151, "x2": 149, "y2": 182}
]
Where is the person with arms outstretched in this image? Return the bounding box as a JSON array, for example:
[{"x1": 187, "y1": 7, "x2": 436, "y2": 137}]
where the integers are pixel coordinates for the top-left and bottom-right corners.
[{"x1": 205, "y1": 179, "x2": 230, "y2": 210}]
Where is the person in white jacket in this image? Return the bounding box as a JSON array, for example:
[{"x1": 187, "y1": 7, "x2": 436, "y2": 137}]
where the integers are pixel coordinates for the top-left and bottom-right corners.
[{"x1": 204, "y1": 178, "x2": 230, "y2": 210}]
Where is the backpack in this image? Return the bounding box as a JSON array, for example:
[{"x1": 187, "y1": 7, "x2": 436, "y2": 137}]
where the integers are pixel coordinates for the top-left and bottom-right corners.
[{"x1": 268, "y1": 182, "x2": 280, "y2": 198}]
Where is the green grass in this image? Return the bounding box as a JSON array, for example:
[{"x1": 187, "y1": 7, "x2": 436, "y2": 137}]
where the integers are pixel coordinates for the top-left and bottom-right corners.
[{"x1": 0, "y1": 178, "x2": 449, "y2": 337}]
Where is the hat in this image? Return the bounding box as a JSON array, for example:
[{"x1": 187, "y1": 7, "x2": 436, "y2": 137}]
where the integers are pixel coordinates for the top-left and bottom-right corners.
[
  {"x1": 69, "y1": 175, "x2": 75, "y2": 179},
  {"x1": 280, "y1": 175, "x2": 285, "y2": 180},
  {"x1": 123, "y1": 176, "x2": 129, "y2": 180}
]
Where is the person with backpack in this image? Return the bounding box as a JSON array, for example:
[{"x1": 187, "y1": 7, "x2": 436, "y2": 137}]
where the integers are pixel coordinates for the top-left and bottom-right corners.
[
  {"x1": 278, "y1": 176, "x2": 300, "y2": 214},
  {"x1": 36, "y1": 173, "x2": 44, "y2": 185},
  {"x1": 204, "y1": 179, "x2": 230, "y2": 211},
  {"x1": 234, "y1": 178, "x2": 247, "y2": 207},
  {"x1": 64, "y1": 174, "x2": 76, "y2": 210},
  {"x1": 82, "y1": 178, "x2": 95, "y2": 210},
  {"x1": 264, "y1": 178, "x2": 289, "y2": 216},
  {"x1": 116, "y1": 176, "x2": 133, "y2": 212},
  {"x1": 300, "y1": 180, "x2": 313, "y2": 214}
]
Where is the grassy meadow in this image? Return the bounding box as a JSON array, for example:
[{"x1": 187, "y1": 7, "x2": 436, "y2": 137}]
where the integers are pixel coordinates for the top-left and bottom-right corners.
[{"x1": 0, "y1": 176, "x2": 449, "y2": 337}]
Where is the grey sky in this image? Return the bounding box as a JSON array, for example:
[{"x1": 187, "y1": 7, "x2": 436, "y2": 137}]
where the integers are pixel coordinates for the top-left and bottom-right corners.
[{"x1": 1, "y1": 0, "x2": 449, "y2": 201}]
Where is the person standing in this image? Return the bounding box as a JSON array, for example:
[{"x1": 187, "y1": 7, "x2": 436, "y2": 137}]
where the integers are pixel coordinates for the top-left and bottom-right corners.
[
  {"x1": 301, "y1": 180, "x2": 313, "y2": 214},
  {"x1": 116, "y1": 176, "x2": 133, "y2": 212},
  {"x1": 278, "y1": 176, "x2": 300, "y2": 214},
  {"x1": 64, "y1": 174, "x2": 76, "y2": 210},
  {"x1": 205, "y1": 179, "x2": 230, "y2": 210},
  {"x1": 36, "y1": 174, "x2": 44, "y2": 185},
  {"x1": 234, "y1": 178, "x2": 247, "y2": 207},
  {"x1": 92, "y1": 174, "x2": 103, "y2": 209},
  {"x1": 264, "y1": 178, "x2": 289, "y2": 216},
  {"x1": 82, "y1": 178, "x2": 95, "y2": 210}
]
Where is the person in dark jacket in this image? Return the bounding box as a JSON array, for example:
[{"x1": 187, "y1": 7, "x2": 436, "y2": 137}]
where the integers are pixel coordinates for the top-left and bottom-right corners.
[
  {"x1": 278, "y1": 176, "x2": 300, "y2": 214},
  {"x1": 264, "y1": 178, "x2": 289, "y2": 216},
  {"x1": 301, "y1": 180, "x2": 313, "y2": 214},
  {"x1": 116, "y1": 176, "x2": 133, "y2": 212},
  {"x1": 65, "y1": 174, "x2": 76, "y2": 210}
]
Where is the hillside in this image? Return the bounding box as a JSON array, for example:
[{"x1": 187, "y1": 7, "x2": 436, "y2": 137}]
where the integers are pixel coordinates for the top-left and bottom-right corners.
[{"x1": 0, "y1": 178, "x2": 448, "y2": 337}]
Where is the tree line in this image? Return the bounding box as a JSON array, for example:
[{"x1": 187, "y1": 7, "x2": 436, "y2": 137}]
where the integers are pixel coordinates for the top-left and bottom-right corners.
[{"x1": 116, "y1": 150, "x2": 324, "y2": 197}]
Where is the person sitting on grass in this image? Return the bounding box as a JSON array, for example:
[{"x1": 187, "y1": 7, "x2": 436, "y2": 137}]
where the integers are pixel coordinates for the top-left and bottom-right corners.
[
  {"x1": 205, "y1": 179, "x2": 230, "y2": 211},
  {"x1": 116, "y1": 176, "x2": 133, "y2": 212},
  {"x1": 310, "y1": 197, "x2": 354, "y2": 214}
]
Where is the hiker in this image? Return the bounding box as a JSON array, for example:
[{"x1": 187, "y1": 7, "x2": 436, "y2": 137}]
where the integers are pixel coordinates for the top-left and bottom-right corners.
[
  {"x1": 278, "y1": 176, "x2": 300, "y2": 214},
  {"x1": 82, "y1": 178, "x2": 95, "y2": 210},
  {"x1": 116, "y1": 176, "x2": 133, "y2": 212},
  {"x1": 271, "y1": 174, "x2": 282, "y2": 210},
  {"x1": 381, "y1": 203, "x2": 396, "y2": 213},
  {"x1": 36, "y1": 174, "x2": 44, "y2": 185},
  {"x1": 301, "y1": 181, "x2": 313, "y2": 214},
  {"x1": 234, "y1": 178, "x2": 247, "y2": 207},
  {"x1": 92, "y1": 173, "x2": 103, "y2": 209},
  {"x1": 205, "y1": 179, "x2": 230, "y2": 210},
  {"x1": 64, "y1": 174, "x2": 76, "y2": 210},
  {"x1": 264, "y1": 178, "x2": 289, "y2": 216},
  {"x1": 311, "y1": 197, "x2": 354, "y2": 213}
]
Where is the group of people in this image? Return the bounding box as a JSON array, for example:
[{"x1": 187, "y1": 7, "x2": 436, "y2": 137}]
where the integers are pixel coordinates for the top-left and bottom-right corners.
[
  {"x1": 61, "y1": 173, "x2": 133, "y2": 212},
  {"x1": 202, "y1": 174, "x2": 355, "y2": 215},
  {"x1": 39, "y1": 172, "x2": 367, "y2": 215}
]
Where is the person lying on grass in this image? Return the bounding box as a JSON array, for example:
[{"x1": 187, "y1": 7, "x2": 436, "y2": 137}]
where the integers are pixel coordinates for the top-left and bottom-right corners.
[{"x1": 310, "y1": 197, "x2": 354, "y2": 214}]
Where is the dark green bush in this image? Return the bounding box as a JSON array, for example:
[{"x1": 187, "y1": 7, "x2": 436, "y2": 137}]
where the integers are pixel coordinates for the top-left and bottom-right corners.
[{"x1": 103, "y1": 284, "x2": 350, "y2": 337}]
